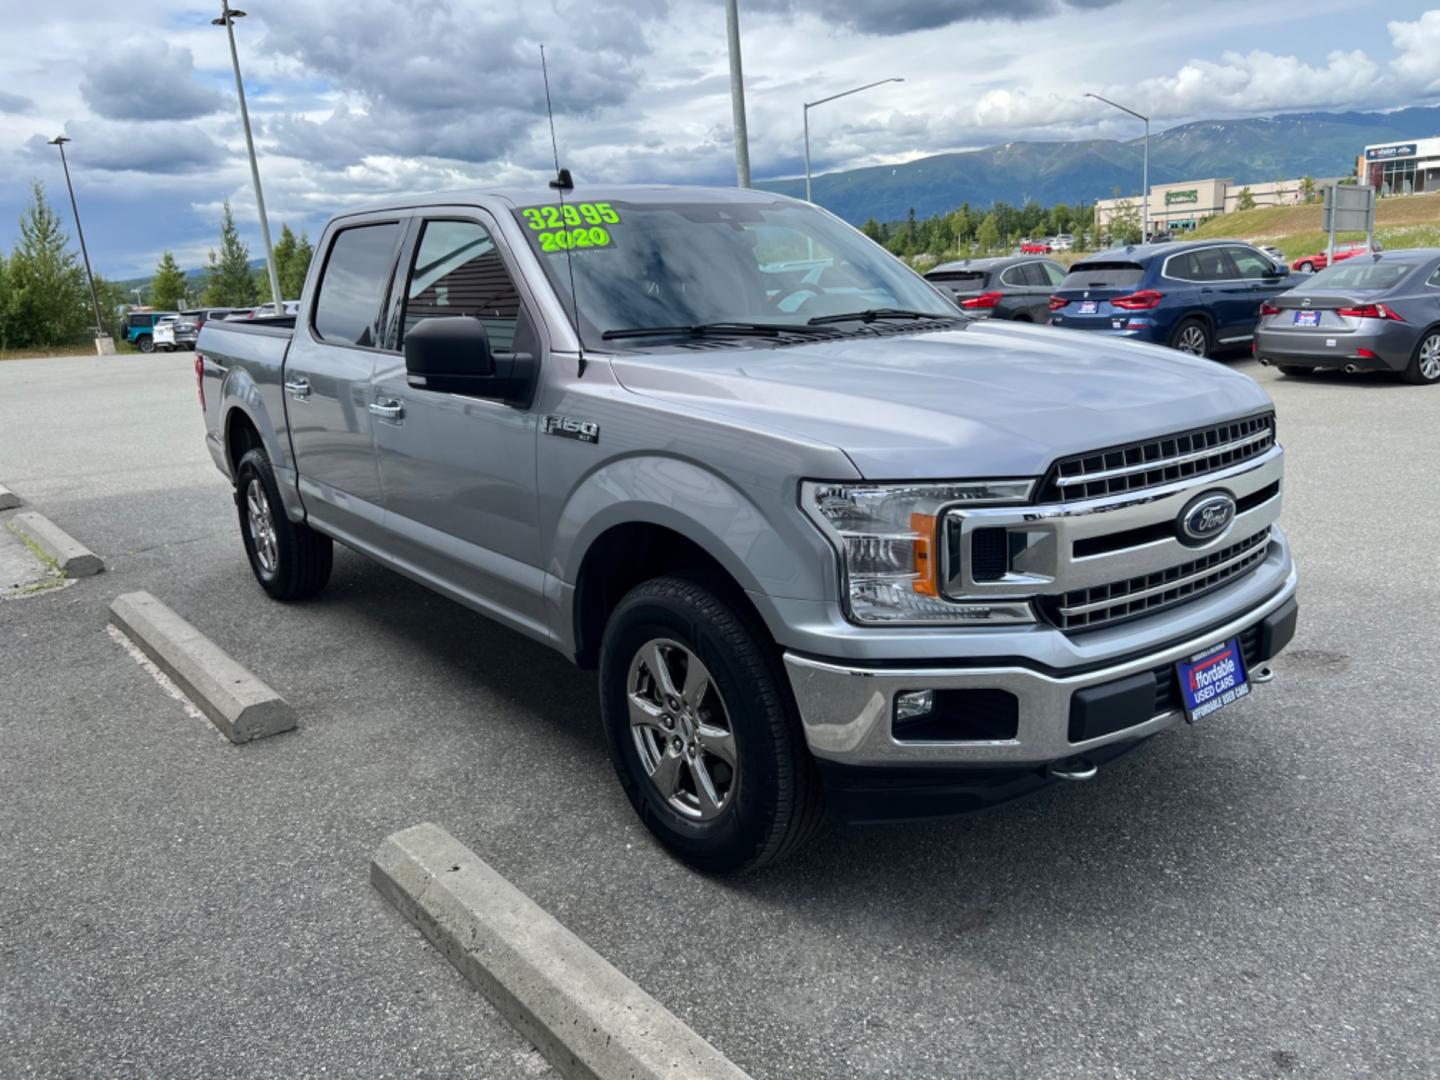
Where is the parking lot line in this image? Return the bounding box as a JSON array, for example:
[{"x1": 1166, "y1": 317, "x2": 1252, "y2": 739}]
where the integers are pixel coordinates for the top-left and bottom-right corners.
[{"x1": 372, "y1": 822, "x2": 752, "y2": 1080}]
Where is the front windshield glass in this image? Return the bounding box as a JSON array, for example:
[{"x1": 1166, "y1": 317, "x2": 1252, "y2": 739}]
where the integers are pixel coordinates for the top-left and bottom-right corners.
[{"x1": 511, "y1": 197, "x2": 957, "y2": 348}]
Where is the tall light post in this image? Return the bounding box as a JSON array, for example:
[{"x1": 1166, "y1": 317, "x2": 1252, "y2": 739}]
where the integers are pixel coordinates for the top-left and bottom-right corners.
[
  {"x1": 804, "y1": 78, "x2": 903, "y2": 203},
  {"x1": 213, "y1": 3, "x2": 283, "y2": 312},
  {"x1": 724, "y1": 0, "x2": 750, "y2": 188},
  {"x1": 48, "y1": 136, "x2": 113, "y2": 354},
  {"x1": 1085, "y1": 92, "x2": 1149, "y2": 241}
]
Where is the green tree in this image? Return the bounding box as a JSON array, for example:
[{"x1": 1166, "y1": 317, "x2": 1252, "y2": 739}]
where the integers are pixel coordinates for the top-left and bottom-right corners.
[
  {"x1": 289, "y1": 231, "x2": 314, "y2": 298},
  {"x1": 976, "y1": 211, "x2": 1001, "y2": 253},
  {"x1": 1300, "y1": 176, "x2": 1316, "y2": 204},
  {"x1": 90, "y1": 272, "x2": 129, "y2": 339},
  {"x1": 6, "y1": 180, "x2": 90, "y2": 347},
  {"x1": 202, "y1": 200, "x2": 256, "y2": 307},
  {"x1": 1108, "y1": 199, "x2": 1142, "y2": 245},
  {"x1": 861, "y1": 217, "x2": 884, "y2": 243},
  {"x1": 256, "y1": 225, "x2": 317, "y2": 304},
  {"x1": 150, "y1": 250, "x2": 187, "y2": 311},
  {"x1": 1236, "y1": 186, "x2": 1256, "y2": 212}
]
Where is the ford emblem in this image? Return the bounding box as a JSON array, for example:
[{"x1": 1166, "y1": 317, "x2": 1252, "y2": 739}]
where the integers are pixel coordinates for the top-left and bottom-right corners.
[{"x1": 1177, "y1": 491, "x2": 1236, "y2": 545}]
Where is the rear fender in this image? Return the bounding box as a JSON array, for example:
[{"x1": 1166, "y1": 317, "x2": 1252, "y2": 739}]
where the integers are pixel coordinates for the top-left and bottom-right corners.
[{"x1": 222, "y1": 367, "x2": 305, "y2": 523}]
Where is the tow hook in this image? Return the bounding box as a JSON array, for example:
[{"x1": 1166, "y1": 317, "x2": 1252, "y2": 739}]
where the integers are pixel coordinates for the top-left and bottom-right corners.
[
  {"x1": 1048, "y1": 756, "x2": 1098, "y2": 782},
  {"x1": 1252, "y1": 664, "x2": 1275, "y2": 684}
]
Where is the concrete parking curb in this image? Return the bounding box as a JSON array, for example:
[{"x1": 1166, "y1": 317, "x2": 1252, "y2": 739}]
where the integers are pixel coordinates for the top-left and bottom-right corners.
[
  {"x1": 108, "y1": 591, "x2": 297, "y2": 744},
  {"x1": 0, "y1": 483, "x2": 20, "y2": 510},
  {"x1": 371, "y1": 823, "x2": 752, "y2": 1080},
  {"x1": 10, "y1": 511, "x2": 102, "y2": 576}
]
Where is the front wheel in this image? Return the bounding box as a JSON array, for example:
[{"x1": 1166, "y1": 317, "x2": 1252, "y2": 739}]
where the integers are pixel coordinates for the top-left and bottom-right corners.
[
  {"x1": 1169, "y1": 318, "x2": 1212, "y2": 358},
  {"x1": 1297, "y1": 262, "x2": 1314, "y2": 273},
  {"x1": 599, "y1": 575, "x2": 824, "y2": 873},
  {"x1": 234, "y1": 447, "x2": 333, "y2": 600},
  {"x1": 1402, "y1": 329, "x2": 1440, "y2": 385},
  {"x1": 136, "y1": 335, "x2": 154, "y2": 354}
]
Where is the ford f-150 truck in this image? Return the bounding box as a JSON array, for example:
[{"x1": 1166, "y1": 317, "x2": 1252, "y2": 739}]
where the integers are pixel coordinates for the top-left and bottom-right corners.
[{"x1": 197, "y1": 185, "x2": 1298, "y2": 872}]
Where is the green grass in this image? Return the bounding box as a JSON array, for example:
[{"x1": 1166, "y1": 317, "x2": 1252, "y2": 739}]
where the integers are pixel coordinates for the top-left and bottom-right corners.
[
  {"x1": 0, "y1": 340, "x2": 140, "y2": 361},
  {"x1": 2, "y1": 521, "x2": 67, "y2": 599},
  {"x1": 1191, "y1": 191, "x2": 1440, "y2": 258}
]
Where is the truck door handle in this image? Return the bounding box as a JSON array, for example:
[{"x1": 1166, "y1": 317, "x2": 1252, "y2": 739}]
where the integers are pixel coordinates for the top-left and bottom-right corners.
[
  {"x1": 284, "y1": 378, "x2": 311, "y2": 399},
  {"x1": 369, "y1": 399, "x2": 404, "y2": 420}
]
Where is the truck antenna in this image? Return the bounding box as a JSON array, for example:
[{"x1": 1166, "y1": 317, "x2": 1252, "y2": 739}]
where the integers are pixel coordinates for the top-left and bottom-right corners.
[{"x1": 541, "y1": 45, "x2": 585, "y2": 377}]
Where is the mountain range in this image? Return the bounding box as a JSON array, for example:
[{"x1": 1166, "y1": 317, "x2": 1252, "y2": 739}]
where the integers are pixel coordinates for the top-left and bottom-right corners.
[{"x1": 756, "y1": 107, "x2": 1440, "y2": 223}]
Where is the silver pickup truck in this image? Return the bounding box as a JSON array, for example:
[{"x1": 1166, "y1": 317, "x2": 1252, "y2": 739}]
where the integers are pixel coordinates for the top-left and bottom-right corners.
[{"x1": 197, "y1": 185, "x2": 1298, "y2": 872}]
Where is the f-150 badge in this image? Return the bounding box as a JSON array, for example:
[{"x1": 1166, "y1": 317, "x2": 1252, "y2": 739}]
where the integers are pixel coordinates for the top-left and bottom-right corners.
[{"x1": 544, "y1": 415, "x2": 599, "y2": 444}]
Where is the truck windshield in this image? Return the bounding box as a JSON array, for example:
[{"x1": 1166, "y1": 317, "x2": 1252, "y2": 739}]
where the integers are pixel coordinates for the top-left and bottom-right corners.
[{"x1": 511, "y1": 197, "x2": 957, "y2": 348}]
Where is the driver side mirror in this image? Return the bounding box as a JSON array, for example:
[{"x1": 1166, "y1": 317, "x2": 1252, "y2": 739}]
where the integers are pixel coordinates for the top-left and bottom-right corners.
[
  {"x1": 1269, "y1": 263, "x2": 1290, "y2": 278},
  {"x1": 404, "y1": 316, "x2": 531, "y2": 401}
]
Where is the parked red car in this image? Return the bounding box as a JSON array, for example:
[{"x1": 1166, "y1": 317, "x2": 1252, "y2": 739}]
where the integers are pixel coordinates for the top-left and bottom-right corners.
[
  {"x1": 1291, "y1": 241, "x2": 1378, "y2": 273},
  {"x1": 1019, "y1": 240, "x2": 1052, "y2": 254}
]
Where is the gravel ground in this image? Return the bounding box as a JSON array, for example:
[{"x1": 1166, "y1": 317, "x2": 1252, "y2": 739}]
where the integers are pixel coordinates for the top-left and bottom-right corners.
[{"x1": 0, "y1": 351, "x2": 1435, "y2": 1079}]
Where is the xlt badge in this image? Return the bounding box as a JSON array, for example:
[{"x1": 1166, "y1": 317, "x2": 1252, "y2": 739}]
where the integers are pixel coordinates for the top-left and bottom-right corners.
[{"x1": 544, "y1": 415, "x2": 599, "y2": 443}]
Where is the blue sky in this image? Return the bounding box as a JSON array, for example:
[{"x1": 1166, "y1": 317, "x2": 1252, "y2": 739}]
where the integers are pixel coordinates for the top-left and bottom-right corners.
[{"x1": 2, "y1": 0, "x2": 1437, "y2": 278}]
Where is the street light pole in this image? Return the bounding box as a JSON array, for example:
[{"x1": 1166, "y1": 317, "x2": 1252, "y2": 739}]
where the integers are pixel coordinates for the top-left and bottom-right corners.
[
  {"x1": 1085, "y1": 92, "x2": 1150, "y2": 241},
  {"x1": 48, "y1": 136, "x2": 112, "y2": 353},
  {"x1": 724, "y1": 0, "x2": 750, "y2": 188},
  {"x1": 214, "y1": 3, "x2": 284, "y2": 312},
  {"x1": 803, "y1": 78, "x2": 904, "y2": 204}
]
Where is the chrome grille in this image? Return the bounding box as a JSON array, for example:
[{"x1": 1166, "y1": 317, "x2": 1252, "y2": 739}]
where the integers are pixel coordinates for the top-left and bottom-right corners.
[
  {"x1": 1040, "y1": 528, "x2": 1272, "y2": 632},
  {"x1": 1041, "y1": 413, "x2": 1275, "y2": 501}
]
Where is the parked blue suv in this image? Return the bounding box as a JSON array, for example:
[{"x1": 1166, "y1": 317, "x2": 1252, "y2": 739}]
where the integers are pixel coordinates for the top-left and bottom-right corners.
[{"x1": 1048, "y1": 241, "x2": 1299, "y2": 357}]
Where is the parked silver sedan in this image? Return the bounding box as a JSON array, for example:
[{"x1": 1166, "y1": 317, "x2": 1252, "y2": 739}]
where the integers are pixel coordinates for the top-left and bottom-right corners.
[{"x1": 1255, "y1": 250, "x2": 1440, "y2": 385}]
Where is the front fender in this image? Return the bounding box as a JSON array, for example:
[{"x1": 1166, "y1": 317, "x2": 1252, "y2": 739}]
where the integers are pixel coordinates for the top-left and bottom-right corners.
[{"x1": 545, "y1": 453, "x2": 844, "y2": 650}]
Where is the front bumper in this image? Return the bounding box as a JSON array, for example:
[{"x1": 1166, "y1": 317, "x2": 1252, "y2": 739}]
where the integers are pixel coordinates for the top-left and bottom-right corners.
[{"x1": 783, "y1": 557, "x2": 1297, "y2": 770}]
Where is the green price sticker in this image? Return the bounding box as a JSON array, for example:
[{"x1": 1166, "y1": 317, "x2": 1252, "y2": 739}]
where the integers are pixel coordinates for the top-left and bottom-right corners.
[
  {"x1": 521, "y1": 202, "x2": 621, "y2": 231},
  {"x1": 537, "y1": 226, "x2": 613, "y2": 252}
]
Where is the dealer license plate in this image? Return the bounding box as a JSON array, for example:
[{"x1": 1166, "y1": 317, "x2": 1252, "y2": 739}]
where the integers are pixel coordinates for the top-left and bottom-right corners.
[
  {"x1": 1176, "y1": 638, "x2": 1249, "y2": 723},
  {"x1": 1078, "y1": 300, "x2": 1098, "y2": 314},
  {"x1": 1293, "y1": 310, "x2": 1320, "y2": 327}
]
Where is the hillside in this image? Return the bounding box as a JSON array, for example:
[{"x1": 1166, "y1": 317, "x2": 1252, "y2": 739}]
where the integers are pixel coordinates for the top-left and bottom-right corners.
[
  {"x1": 1191, "y1": 190, "x2": 1440, "y2": 260},
  {"x1": 114, "y1": 259, "x2": 265, "y2": 297},
  {"x1": 758, "y1": 107, "x2": 1440, "y2": 223}
]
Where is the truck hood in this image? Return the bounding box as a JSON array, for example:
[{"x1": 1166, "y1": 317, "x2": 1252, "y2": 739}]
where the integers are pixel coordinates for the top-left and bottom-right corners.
[{"x1": 607, "y1": 320, "x2": 1272, "y2": 480}]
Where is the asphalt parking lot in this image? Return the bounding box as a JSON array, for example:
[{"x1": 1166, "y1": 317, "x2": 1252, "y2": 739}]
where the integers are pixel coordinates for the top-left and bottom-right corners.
[{"x1": 1, "y1": 351, "x2": 1437, "y2": 1079}]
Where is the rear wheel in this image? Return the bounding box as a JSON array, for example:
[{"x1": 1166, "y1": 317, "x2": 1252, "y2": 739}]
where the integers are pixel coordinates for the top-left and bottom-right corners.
[
  {"x1": 1277, "y1": 364, "x2": 1315, "y2": 376},
  {"x1": 136, "y1": 334, "x2": 154, "y2": 354},
  {"x1": 1169, "y1": 318, "x2": 1212, "y2": 358},
  {"x1": 1403, "y1": 329, "x2": 1440, "y2": 385},
  {"x1": 235, "y1": 447, "x2": 333, "y2": 600},
  {"x1": 599, "y1": 574, "x2": 824, "y2": 873}
]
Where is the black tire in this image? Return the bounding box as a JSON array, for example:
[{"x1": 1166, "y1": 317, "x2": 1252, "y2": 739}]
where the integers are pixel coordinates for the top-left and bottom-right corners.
[
  {"x1": 137, "y1": 334, "x2": 154, "y2": 354},
  {"x1": 234, "y1": 447, "x2": 333, "y2": 601},
  {"x1": 1401, "y1": 329, "x2": 1440, "y2": 386},
  {"x1": 1169, "y1": 317, "x2": 1212, "y2": 358},
  {"x1": 599, "y1": 574, "x2": 825, "y2": 873},
  {"x1": 1277, "y1": 364, "x2": 1315, "y2": 376}
]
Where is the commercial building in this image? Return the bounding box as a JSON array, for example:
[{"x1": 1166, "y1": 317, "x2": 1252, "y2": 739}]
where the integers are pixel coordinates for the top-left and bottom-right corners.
[
  {"x1": 1359, "y1": 137, "x2": 1440, "y2": 196},
  {"x1": 1094, "y1": 175, "x2": 1343, "y2": 238}
]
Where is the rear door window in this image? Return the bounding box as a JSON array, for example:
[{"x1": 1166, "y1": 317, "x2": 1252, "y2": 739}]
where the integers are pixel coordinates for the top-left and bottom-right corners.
[
  {"x1": 1040, "y1": 262, "x2": 1065, "y2": 287},
  {"x1": 401, "y1": 219, "x2": 524, "y2": 354},
  {"x1": 312, "y1": 222, "x2": 402, "y2": 347},
  {"x1": 1058, "y1": 262, "x2": 1146, "y2": 289}
]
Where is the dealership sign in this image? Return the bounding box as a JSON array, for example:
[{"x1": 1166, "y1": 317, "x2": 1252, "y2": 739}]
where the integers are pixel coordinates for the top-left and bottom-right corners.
[
  {"x1": 1164, "y1": 189, "x2": 1199, "y2": 205},
  {"x1": 1366, "y1": 144, "x2": 1417, "y2": 161}
]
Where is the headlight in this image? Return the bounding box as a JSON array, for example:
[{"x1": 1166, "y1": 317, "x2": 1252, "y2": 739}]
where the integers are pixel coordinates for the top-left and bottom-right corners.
[{"x1": 801, "y1": 480, "x2": 1035, "y2": 625}]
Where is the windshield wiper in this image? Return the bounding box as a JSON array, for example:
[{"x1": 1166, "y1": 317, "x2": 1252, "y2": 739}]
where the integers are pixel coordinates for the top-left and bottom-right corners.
[
  {"x1": 601, "y1": 321, "x2": 836, "y2": 341},
  {"x1": 807, "y1": 308, "x2": 957, "y2": 326}
]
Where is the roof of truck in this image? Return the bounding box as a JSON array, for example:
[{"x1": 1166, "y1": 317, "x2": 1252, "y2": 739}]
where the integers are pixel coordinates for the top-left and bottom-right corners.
[{"x1": 338, "y1": 183, "x2": 798, "y2": 219}]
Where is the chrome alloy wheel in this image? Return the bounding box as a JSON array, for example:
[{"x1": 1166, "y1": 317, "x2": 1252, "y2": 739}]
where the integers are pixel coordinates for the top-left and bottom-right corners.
[
  {"x1": 1420, "y1": 333, "x2": 1440, "y2": 381},
  {"x1": 1175, "y1": 324, "x2": 1208, "y2": 355},
  {"x1": 626, "y1": 639, "x2": 738, "y2": 821},
  {"x1": 245, "y1": 478, "x2": 278, "y2": 574}
]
